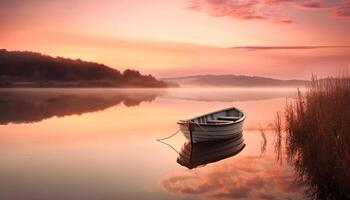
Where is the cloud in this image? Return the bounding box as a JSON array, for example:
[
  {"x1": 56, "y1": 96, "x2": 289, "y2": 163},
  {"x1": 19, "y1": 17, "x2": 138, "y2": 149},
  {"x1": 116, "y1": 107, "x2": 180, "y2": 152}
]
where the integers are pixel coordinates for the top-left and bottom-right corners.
[
  {"x1": 188, "y1": 0, "x2": 292, "y2": 23},
  {"x1": 229, "y1": 45, "x2": 350, "y2": 50},
  {"x1": 334, "y1": 1, "x2": 350, "y2": 17},
  {"x1": 335, "y1": 8, "x2": 350, "y2": 17},
  {"x1": 187, "y1": 0, "x2": 350, "y2": 23},
  {"x1": 298, "y1": 2, "x2": 330, "y2": 9}
]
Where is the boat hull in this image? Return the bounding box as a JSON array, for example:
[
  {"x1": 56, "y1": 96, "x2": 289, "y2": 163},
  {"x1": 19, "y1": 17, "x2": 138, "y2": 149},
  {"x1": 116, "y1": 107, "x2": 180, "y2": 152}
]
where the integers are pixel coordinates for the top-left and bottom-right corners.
[
  {"x1": 179, "y1": 120, "x2": 244, "y2": 143},
  {"x1": 177, "y1": 107, "x2": 246, "y2": 143}
]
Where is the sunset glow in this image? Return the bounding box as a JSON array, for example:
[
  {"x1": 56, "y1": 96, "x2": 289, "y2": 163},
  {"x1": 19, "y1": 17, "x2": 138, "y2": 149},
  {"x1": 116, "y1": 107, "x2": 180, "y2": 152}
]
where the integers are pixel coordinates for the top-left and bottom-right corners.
[
  {"x1": 1, "y1": 2, "x2": 349, "y2": 198},
  {"x1": 1, "y1": 0, "x2": 350, "y2": 78}
]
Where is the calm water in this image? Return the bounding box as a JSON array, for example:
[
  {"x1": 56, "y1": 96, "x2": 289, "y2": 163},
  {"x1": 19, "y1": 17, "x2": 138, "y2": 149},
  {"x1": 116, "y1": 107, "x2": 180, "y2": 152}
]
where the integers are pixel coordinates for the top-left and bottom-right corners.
[{"x1": 0, "y1": 88, "x2": 307, "y2": 200}]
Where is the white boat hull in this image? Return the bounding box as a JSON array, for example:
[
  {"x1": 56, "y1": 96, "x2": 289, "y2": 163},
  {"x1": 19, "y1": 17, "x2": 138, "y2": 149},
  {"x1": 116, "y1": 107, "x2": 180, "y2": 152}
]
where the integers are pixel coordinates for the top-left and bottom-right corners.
[{"x1": 178, "y1": 107, "x2": 246, "y2": 143}]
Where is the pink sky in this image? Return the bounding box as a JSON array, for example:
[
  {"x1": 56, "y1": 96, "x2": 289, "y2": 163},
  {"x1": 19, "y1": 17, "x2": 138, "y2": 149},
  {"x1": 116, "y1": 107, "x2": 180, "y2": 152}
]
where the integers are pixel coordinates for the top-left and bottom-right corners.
[{"x1": 1, "y1": 0, "x2": 350, "y2": 79}]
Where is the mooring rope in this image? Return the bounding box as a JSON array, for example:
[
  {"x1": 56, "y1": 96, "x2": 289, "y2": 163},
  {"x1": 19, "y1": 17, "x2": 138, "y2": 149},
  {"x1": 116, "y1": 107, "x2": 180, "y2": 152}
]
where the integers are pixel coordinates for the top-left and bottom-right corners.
[
  {"x1": 157, "y1": 140, "x2": 179, "y2": 154},
  {"x1": 156, "y1": 121, "x2": 208, "y2": 155},
  {"x1": 156, "y1": 128, "x2": 182, "y2": 155},
  {"x1": 156, "y1": 121, "x2": 208, "y2": 142},
  {"x1": 156, "y1": 129, "x2": 181, "y2": 141}
]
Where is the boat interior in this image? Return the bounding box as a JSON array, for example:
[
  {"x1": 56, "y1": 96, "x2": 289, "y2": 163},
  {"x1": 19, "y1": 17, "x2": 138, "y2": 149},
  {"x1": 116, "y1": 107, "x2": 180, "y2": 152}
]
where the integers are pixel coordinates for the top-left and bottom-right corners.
[{"x1": 191, "y1": 108, "x2": 244, "y2": 125}]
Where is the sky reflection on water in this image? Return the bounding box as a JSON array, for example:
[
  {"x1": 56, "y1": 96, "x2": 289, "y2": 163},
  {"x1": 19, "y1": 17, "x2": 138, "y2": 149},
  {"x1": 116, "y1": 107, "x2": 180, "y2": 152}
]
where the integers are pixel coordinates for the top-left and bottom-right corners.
[{"x1": 0, "y1": 88, "x2": 308, "y2": 200}]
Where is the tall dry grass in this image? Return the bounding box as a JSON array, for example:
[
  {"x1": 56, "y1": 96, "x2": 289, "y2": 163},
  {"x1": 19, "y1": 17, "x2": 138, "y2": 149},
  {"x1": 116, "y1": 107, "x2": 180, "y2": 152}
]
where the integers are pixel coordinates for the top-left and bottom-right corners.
[{"x1": 280, "y1": 73, "x2": 350, "y2": 199}]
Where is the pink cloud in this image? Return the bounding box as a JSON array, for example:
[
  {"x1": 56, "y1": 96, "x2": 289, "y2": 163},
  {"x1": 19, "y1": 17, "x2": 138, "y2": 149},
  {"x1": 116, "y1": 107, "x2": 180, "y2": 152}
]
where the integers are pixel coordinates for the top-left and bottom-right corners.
[
  {"x1": 229, "y1": 45, "x2": 350, "y2": 50},
  {"x1": 298, "y1": 2, "x2": 330, "y2": 9},
  {"x1": 262, "y1": 0, "x2": 294, "y2": 5},
  {"x1": 188, "y1": 0, "x2": 292, "y2": 23},
  {"x1": 187, "y1": 0, "x2": 350, "y2": 23},
  {"x1": 336, "y1": 8, "x2": 350, "y2": 17},
  {"x1": 334, "y1": 1, "x2": 350, "y2": 17}
]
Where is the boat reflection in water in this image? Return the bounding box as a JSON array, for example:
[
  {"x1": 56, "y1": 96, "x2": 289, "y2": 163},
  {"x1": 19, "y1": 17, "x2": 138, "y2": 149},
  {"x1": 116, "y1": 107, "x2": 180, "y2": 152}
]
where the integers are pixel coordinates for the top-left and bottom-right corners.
[{"x1": 177, "y1": 133, "x2": 245, "y2": 169}]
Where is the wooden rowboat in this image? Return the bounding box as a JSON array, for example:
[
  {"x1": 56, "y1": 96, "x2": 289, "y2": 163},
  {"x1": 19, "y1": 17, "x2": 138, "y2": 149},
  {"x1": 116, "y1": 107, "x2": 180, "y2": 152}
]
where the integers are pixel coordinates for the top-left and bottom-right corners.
[
  {"x1": 177, "y1": 133, "x2": 245, "y2": 169},
  {"x1": 177, "y1": 107, "x2": 246, "y2": 143}
]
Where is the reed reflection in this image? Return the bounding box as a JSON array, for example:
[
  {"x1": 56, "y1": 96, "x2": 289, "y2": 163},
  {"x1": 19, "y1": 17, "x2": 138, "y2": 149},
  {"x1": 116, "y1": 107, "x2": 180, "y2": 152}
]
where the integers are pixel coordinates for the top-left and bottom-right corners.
[
  {"x1": 276, "y1": 122, "x2": 350, "y2": 200},
  {"x1": 270, "y1": 122, "x2": 350, "y2": 200},
  {"x1": 0, "y1": 89, "x2": 163, "y2": 124}
]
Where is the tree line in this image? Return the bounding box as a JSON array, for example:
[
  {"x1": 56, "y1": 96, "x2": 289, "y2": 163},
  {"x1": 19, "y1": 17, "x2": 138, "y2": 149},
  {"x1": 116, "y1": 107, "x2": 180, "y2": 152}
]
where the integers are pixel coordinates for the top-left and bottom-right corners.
[{"x1": 0, "y1": 49, "x2": 171, "y2": 87}]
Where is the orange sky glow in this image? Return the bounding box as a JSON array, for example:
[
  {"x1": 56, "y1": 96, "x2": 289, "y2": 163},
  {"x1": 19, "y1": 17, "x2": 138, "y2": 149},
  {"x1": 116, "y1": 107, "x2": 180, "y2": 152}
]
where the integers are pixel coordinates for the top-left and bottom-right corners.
[{"x1": 1, "y1": 0, "x2": 350, "y2": 79}]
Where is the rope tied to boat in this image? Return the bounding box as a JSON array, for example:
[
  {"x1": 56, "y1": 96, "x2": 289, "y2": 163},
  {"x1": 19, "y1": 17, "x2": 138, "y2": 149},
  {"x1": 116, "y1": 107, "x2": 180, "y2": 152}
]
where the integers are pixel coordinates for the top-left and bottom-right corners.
[
  {"x1": 156, "y1": 120, "x2": 189, "y2": 142},
  {"x1": 156, "y1": 120, "x2": 208, "y2": 154},
  {"x1": 156, "y1": 129, "x2": 181, "y2": 141},
  {"x1": 156, "y1": 127, "x2": 182, "y2": 155},
  {"x1": 156, "y1": 120, "x2": 207, "y2": 142},
  {"x1": 157, "y1": 139, "x2": 179, "y2": 154}
]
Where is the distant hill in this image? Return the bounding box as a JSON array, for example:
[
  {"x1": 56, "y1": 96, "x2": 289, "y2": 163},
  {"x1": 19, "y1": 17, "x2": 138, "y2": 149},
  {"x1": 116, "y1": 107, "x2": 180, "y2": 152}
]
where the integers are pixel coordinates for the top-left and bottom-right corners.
[
  {"x1": 0, "y1": 49, "x2": 172, "y2": 88},
  {"x1": 162, "y1": 74, "x2": 307, "y2": 87}
]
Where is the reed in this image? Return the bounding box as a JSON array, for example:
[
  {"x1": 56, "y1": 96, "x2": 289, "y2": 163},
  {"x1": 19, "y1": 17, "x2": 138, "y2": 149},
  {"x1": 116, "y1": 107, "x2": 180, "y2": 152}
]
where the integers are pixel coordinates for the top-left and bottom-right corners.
[
  {"x1": 259, "y1": 124, "x2": 267, "y2": 156},
  {"x1": 281, "y1": 73, "x2": 350, "y2": 199}
]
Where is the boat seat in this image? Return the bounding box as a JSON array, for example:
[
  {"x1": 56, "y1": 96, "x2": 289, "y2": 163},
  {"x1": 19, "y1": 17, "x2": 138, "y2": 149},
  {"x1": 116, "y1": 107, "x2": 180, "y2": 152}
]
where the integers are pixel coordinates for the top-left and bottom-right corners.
[
  {"x1": 217, "y1": 116, "x2": 240, "y2": 121},
  {"x1": 207, "y1": 119, "x2": 231, "y2": 124}
]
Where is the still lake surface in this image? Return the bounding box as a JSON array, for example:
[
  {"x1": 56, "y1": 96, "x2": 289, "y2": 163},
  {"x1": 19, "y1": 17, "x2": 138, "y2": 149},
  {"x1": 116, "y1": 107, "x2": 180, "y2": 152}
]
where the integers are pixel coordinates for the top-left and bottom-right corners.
[{"x1": 0, "y1": 88, "x2": 307, "y2": 200}]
